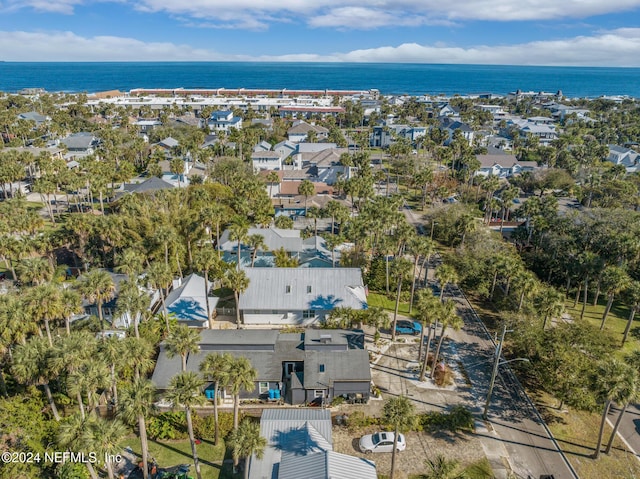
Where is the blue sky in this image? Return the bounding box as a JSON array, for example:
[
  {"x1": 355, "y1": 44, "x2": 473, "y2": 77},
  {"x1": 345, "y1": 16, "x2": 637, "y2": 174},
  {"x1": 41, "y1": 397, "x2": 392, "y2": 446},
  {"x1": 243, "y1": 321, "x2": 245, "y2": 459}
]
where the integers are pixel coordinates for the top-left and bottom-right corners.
[{"x1": 1, "y1": 1, "x2": 640, "y2": 65}]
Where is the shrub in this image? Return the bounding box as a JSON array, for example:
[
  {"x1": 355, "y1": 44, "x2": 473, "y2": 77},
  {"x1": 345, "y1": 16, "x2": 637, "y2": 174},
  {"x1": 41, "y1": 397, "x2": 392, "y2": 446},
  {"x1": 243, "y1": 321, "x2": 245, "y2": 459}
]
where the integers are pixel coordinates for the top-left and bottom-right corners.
[
  {"x1": 331, "y1": 396, "x2": 346, "y2": 407},
  {"x1": 346, "y1": 410, "x2": 379, "y2": 432},
  {"x1": 147, "y1": 412, "x2": 187, "y2": 440},
  {"x1": 419, "y1": 405, "x2": 474, "y2": 434},
  {"x1": 192, "y1": 411, "x2": 237, "y2": 440}
]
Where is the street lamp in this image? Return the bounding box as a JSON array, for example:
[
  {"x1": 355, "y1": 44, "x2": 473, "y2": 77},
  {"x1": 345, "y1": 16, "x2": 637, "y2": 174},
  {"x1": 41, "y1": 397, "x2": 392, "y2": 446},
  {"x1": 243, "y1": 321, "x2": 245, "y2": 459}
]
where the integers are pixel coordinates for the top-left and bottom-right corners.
[{"x1": 482, "y1": 323, "x2": 530, "y2": 420}]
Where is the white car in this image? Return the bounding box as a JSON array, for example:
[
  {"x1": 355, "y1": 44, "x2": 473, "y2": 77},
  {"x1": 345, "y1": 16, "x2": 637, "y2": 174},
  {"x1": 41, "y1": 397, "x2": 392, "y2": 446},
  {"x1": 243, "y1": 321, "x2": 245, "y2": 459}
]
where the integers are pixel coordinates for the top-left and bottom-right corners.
[{"x1": 359, "y1": 432, "x2": 406, "y2": 454}]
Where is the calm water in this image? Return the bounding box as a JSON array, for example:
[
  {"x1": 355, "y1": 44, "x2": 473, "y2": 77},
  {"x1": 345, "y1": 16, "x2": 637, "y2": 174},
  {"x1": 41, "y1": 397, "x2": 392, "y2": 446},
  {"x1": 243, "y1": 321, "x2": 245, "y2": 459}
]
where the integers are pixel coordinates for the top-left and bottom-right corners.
[{"x1": 1, "y1": 62, "x2": 639, "y2": 98}]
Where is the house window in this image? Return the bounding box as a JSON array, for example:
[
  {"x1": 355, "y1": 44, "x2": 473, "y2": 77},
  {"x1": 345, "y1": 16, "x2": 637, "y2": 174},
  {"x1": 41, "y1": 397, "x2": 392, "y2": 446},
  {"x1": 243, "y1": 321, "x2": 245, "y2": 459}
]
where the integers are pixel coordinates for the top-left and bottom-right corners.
[
  {"x1": 303, "y1": 310, "x2": 315, "y2": 319},
  {"x1": 319, "y1": 364, "x2": 325, "y2": 373},
  {"x1": 314, "y1": 390, "x2": 325, "y2": 399},
  {"x1": 285, "y1": 285, "x2": 291, "y2": 294},
  {"x1": 259, "y1": 382, "x2": 269, "y2": 394},
  {"x1": 307, "y1": 285, "x2": 312, "y2": 294}
]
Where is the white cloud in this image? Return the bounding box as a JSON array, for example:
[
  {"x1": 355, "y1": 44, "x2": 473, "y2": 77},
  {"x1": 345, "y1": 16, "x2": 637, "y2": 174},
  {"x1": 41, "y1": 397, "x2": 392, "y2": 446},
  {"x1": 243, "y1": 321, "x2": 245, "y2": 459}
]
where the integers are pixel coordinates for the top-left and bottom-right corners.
[
  {"x1": 0, "y1": 31, "x2": 232, "y2": 61},
  {"x1": 7, "y1": 0, "x2": 640, "y2": 27},
  {"x1": 2, "y1": 28, "x2": 640, "y2": 66},
  {"x1": 131, "y1": 0, "x2": 640, "y2": 27}
]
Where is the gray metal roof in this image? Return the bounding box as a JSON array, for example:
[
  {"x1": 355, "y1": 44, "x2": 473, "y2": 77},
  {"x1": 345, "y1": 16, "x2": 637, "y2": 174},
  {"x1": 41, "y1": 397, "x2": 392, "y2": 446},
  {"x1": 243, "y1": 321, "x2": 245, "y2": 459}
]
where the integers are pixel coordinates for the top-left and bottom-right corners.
[
  {"x1": 260, "y1": 409, "x2": 332, "y2": 446},
  {"x1": 218, "y1": 228, "x2": 303, "y2": 253},
  {"x1": 165, "y1": 273, "x2": 219, "y2": 324},
  {"x1": 278, "y1": 451, "x2": 377, "y2": 479},
  {"x1": 121, "y1": 176, "x2": 175, "y2": 194},
  {"x1": 303, "y1": 349, "x2": 371, "y2": 389},
  {"x1": 239, "y1": 268, "x2": 366, "y2": 311}
]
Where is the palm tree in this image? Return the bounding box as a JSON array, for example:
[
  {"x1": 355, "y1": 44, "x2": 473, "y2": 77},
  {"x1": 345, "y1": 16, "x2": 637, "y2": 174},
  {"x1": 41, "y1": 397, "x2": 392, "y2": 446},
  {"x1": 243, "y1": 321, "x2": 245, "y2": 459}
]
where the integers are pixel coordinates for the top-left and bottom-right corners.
[
  {"x1": 604, "y1": 367, "x2": 639, "y2": 455},
  {"x1": 593, "y1": 359, "x2": 634, "y2": 459},
  {"x1": 165, "y1": 371, "x2": 205, "y2": 479},
  {"x1": 266, "y1": 170, "x2": 280, "y2": 199},
  {"x1": 622, "y1": 281, "x2": 640, "y2": 345},
  {"x1": 435, "y1": 264, "x2": 458, "y2": 303},
  {"x1": 199, "y1": 352, "x2": 233, "y2": 445},
  {"x1": 228, "y1": 219, "x2": 249, "y2": 269},
  {"x1": 298, "y1": 179, "x2": 315, "y2": 216},
  {"x1": 192, "y1": 248, "x2": 221, "y2": 325},
  {"x1": 57, "y1": 414, "x2": 100, "y2": 479},
  {"x1": 99, "y1": 335, "x2": 125, "y2": 407},
  {"x1": 535, "y1": 286, "x2": 565, "y2": 330},
  {"x1": 430, "y1": 300, "x2": 462, "y2": 380},
  {"x1": 323, "y1": 233, "x2": 343, "y2": 268},
  {"x1": 12, "y1": 336, "x2": 61, "y2": 421},
  {"x1": 247, "y1": 234, "x2": 267, "y2": 267},
  {"x1": 77, "y1": 269, "x2": 115, "y2": 338},
  {"x1": 600, "y1": 265, "x2": 631, "y2": 330},
  {"x1": 390, "y1": 257, "x2": 413, "y2": 341},
  {"x1": 60, "y1": 288, "x2": 83, "y2": 336},
  {"x1": 68, "y1": 358, "x2": 110, "y2": 417},
  {"x1": 421, "y1": 455, "x2": 465, "y2": 479},
  {"x1": 382, "y1": 395, "x2": 417, "y2": 479},
  {"x1": 414, "y1": 289, "x2": 440, "y2": 381},
  {"x1": 223, "y1": 268, "x2": 250, "y2": 329},
  {"x1": 122, "y1": 336, "x2": 155, "y2": 380},
  {"x1": 24, "y1": 283, "x2": 63, "y2": 346},
  {"x1": 513, "y1": 269, "x2": 539, "y2": 311},
  {"x1": 119, "y1": 378, "x2": 157, "y2": 479},
  {"x1": 146, "y1": 261, "x2": 174, "y2": 333},
  {"x1": 165, "y1": 324, "x2": 201, "y2": 372},
  {"x1": 408, "y1": 236, "x2": 433, "y2": 313},
  {"x1": 227, "y1": 356, "x2": 257, "y2": 430},
  {"x1": 90, "y1": 416, "x2": 129, "y2": 479},
  {"x1": 115, "y1": 279, "x2": 149, "y2": 339},
  {"x1": 55, "y1": 332, "x2": 99, "y2": 419},
  {"x1": 228, "y1": 418, "x2": 267, "y2": 478},
  {"x1": 16, "y1": 256, "x2": 53, "y2": 286}
]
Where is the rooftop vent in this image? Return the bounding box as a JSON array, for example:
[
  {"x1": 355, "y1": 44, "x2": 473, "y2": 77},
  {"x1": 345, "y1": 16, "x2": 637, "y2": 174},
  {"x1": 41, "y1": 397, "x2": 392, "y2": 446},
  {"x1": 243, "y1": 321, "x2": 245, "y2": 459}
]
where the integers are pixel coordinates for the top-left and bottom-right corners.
[{"x1": 320, "y1": 334, "x2": 332, "y2": 344}]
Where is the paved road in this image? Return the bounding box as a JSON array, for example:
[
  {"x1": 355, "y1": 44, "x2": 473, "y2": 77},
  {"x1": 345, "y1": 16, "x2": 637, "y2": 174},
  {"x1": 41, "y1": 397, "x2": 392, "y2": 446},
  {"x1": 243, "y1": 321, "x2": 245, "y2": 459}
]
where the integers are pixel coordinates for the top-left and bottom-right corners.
[
  {"x1": 446, "y1": 283, "x2": 577, "y2": 479},
  {"x1": 609, "y1": 404, "x2": 640, "y2": 460},
  {"x1": 402, "y1": 207, "x2": 578, "y2": 479}
]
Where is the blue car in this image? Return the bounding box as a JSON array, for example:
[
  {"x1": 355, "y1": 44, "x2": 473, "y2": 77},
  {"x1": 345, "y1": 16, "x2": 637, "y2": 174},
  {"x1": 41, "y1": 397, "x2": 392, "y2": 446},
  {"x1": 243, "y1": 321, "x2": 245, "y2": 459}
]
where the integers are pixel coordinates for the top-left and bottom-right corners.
[{"x1": 395, "y1": 320, "x2": 422, "y2": 335}]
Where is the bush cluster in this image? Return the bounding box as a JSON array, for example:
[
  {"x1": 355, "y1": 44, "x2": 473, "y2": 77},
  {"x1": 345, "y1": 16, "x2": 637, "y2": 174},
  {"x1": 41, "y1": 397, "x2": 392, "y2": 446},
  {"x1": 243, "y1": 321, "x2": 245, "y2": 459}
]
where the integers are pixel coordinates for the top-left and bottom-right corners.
[{"x1": 419, "y1": 405, "x2": 474, "y2": 433}]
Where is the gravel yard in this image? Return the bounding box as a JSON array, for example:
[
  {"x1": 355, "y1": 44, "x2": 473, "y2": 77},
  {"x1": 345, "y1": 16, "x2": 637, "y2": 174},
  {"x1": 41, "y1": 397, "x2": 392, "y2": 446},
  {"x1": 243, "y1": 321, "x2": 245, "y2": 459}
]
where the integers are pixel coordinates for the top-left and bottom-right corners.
[{"x1": 331, "y1": 424, "x2": 487, "y2": 479}]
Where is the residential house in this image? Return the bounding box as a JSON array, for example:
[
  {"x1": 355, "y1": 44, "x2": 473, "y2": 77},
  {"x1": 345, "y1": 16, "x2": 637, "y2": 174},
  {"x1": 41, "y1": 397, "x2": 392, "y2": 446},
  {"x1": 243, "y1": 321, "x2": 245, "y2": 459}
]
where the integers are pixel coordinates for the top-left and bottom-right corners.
[
  {"x1": 77, "y1": 270, "x2": 152, "y2": 329},
  {"x1": 607, "y1": 145, "x2": 639, "y2": 169},
  {"x1": 252, "y1": 151, "x2": 284, "y2": 172},
  {"x1": 60, "y1": 132, "x2": 100, "y2": 158},
  {"x1": 133, "y1": 119, "x2": 162, "y2": 134},
  {"x1": 287, "y1": 121, "x2": 329, "y2": 143},
  {"x1": 208, "y1": 110, "x2": 243, "y2": 132},
  {"x1": 273, "y1": 140, "x2": 297, "y2": 160},
  {"x1": 164, "y1": 273, "x2": 219, "y2": 328},
  {"x1": 475, "y1": 154, "x2": 539, "y2": 178},
  {"x1": 249, "y1": 409, "x2": 377, "y2": 479},
  {"x1": 218, "y1": 227, "x2": 304, "y2": 267},
  {"x1": 440, "y1": 118, "x2": 474, "y2": 146},
  {"x1": 157, "y1": 137, "x2": 179, "y2": 151},
  {"x1": 303, "y1": 148, "x2": 352, "y2": 185},
  {"x1": 116, "y1": 176, "x2": 176, "y2": 199},
  {"x1": 218, "y1": 227, "x2": 335, "y2": 268},
  {"x1": 152, "y1": 329, "x2": 372, "y2": 407},
  {"x1": 239, "y1": 268, "x2": 367, "y2": 325},
  {"x1": 17, "y1": 111, "x2": 50, "y2": 127}
]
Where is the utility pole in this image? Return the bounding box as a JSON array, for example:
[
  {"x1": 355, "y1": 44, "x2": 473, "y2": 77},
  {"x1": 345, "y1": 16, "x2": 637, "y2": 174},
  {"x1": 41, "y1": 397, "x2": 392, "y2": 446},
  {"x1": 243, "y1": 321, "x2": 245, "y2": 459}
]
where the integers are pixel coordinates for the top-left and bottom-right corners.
[
  {"x1": 483, "y1": 323, "x2": 507, "y2": 420},
  {"x1": 483, "y1": 323, "x2": 529, "y2": 420}
]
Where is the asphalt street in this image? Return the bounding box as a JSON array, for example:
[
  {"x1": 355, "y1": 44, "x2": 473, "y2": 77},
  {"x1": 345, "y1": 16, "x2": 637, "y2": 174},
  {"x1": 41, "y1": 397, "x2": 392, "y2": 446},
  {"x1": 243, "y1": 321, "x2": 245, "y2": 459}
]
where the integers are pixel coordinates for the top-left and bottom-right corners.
[{"x1": 402, "y1": 207, "x2": 577, "y2": 478}]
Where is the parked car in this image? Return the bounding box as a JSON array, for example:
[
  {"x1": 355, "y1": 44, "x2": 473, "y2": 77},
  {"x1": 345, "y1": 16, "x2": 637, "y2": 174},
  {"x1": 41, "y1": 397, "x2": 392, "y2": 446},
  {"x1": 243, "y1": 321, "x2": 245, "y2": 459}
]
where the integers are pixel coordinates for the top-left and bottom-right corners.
[
  {"x1": 395, "y1": 320, "x2": 422, "y2": 335},
  {"x1": 359, "y1": 432, "x2": 406, "y2": 454}
]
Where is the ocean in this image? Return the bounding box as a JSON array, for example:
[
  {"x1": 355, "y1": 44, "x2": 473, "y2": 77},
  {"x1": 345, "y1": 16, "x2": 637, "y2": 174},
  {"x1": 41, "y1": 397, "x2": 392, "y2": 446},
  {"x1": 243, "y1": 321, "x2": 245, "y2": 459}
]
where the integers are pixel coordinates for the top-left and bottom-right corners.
[{"x1": 1, "y1": 62, "x2": 639, "y2": 98}]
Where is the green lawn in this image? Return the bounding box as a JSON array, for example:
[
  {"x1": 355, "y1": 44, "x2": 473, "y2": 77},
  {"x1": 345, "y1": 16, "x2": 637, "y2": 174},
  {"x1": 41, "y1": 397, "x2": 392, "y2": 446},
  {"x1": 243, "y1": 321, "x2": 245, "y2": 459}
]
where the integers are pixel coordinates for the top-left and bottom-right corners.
[
  {"x1": 120, "y1": 436, "x2": 236, "y2": 479},
  {"x1": 564, "y1": 296, "x2": 639, "y2": 357},
  {"x1": 534, "y1": 390, "x2": 640, "y2": 479},
  {"x1": 367, "y1": 292, "x2": 411, "y2": 315}
]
